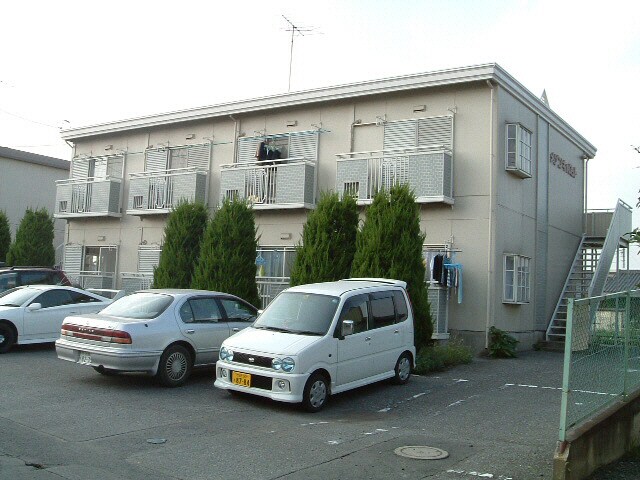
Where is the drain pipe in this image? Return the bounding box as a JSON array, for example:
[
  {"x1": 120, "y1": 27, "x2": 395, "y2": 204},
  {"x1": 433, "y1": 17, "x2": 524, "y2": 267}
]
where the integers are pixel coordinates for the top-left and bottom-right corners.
[
  {"x1": 485, "y1": 79, "x2": 496, "y2": 350},
  {"x1": 230, "y1": 115, "x2": 239, "y2": 163}
]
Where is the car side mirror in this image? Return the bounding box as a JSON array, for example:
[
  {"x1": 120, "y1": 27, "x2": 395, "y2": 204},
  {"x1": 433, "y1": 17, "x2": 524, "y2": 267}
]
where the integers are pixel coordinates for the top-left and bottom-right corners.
[
  {"x1": 341, "y1": 320, "x2": 355, "y2": 337},
  {"x1": 257, "y1": 309, "x2": 263, "y2": 316},
  {"x1": 27, "y1": 303, "x2": 42, "y2": 311}
]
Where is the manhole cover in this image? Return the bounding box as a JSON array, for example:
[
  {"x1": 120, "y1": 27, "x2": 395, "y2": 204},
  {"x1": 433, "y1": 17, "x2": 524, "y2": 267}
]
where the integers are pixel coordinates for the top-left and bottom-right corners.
[{"x1": 394, "y1": 446, "x2": 449, "y2": 460}]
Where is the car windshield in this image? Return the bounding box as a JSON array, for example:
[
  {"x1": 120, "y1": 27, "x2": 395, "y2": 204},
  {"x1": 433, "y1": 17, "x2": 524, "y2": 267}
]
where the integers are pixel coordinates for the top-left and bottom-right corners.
[
  {"x1": 100, "y1": 292, "x2": 174, "y2": 319},
  {"x1": 0, "y1": 287, "x2": 38, "y2": 307},
  {"x1": 253, "y1": 292, "x2": 340, "y2": 335}
]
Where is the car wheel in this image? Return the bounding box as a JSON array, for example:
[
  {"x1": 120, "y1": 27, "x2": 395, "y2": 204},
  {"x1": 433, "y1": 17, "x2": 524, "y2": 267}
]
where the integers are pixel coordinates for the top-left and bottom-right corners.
[
  {"x1": 0, "y1": 324, "x2": 15, "y2": 354},
  {"x1": 302, "y1": 373, "x2": 329, "y2": 412},
  {"x1": 157, "y1": 345, "x2": 192, "y2": 388},
  {"x1": 392, "y1": 352, "x2": 412, "y2": 385},
  {"x1": 93, "y1": 366, "x2": 119, "y2": 376}
]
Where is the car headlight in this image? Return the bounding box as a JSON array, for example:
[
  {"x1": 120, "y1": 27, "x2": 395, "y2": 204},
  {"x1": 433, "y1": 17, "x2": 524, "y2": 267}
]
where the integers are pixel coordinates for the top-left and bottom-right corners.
[
  {"x1": 272, "y1": 357, "x2": 282, "y2": 370},
  {"x1": 219, "y1": 346, "x2": 234, "y2": 362},
  {"x1": 281, "y1": 357, "x2": 295, "y2": 373}
]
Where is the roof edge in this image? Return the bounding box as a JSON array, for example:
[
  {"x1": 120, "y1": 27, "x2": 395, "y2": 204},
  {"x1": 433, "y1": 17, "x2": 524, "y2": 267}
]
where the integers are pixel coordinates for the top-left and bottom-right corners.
[{"x1": 0, "y1": 146, "x2": 70, "y2": 170}]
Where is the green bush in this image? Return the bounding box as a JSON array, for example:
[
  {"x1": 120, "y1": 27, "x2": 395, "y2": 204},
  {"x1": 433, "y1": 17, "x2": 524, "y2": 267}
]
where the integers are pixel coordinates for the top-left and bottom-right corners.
[
  {"x1": 414, "y1": 337, "x2": 473, "y2": 374},
  {"x1": 153, "y1": 201, "x2": 208, "y2": 289},
  {"x1": 6, "y1": 208, "x2": 54, "y2": 266},
  {"x1": 488, "y1": 326, "x2": 519, "y2": 358},
  {"x1": 290, "y1": 192, "x2": 358, "y2": 286},
  {"x1": 351, "y1": 185, "x2": 433, "y2": 349},
  {"x1": 192, "y1": 198, "x2": 260, "y2": 307},
  {"x1": 0, "y1": 211, "x2": 10, "y2": 263}
]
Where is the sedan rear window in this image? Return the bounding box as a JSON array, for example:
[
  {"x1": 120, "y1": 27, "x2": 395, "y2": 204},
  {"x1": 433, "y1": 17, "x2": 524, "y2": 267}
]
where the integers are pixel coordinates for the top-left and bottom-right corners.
[{"x1": 100, "y1": 293, "x2": 173, "y2": 319}]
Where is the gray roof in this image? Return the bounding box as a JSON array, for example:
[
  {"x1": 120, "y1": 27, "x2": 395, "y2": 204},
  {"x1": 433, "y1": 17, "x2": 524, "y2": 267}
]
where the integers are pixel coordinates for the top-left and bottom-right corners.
[
  {"x1": 60, "y1": 63, "x2": 596, "y2": 158},
  {"x1": 604, "y1": 271, "x2": 640, "y2": 293},
  {"x1": 0, "y1": 146, "x2": 69, "y2": 170}
]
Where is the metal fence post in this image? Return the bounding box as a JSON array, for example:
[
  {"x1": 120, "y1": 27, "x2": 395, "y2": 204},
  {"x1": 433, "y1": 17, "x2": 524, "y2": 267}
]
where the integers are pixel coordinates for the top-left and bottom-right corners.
[
  {"x1": 623, "y1": 290, "x2": 631, "y2": 397},
  {"x1": 559, "y1": 298, "x2": 574, "y2": 442}
]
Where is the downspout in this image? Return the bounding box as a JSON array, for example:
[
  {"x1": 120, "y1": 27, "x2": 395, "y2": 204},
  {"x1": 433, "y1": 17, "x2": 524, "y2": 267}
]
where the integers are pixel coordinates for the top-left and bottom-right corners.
[
  {"x1": 583, "y1": 156, "x2": 590, "y2": 235},
  {"x1": 485, "y1": 79, "x2": 496, "y2": 349},
  {"x1": 230, "y1": 115, "x2": 239, "y2": 163}
]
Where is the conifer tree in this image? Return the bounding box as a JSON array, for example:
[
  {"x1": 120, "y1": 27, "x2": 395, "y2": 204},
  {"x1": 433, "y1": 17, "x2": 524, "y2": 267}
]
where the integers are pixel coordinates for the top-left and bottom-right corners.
[
  {"x1": 290, "y1": 192, "x2": 358, "y2": 286},
  {"x1": 351, "y1": 185, "x2": 433, "y2": 348},
  {"x1": 153, "y1": 201, "x2": 208, "y2": 288},
  {"x1": 0, "y1": 211, "x2": 10, "y2": 263},
  {"x1": 6, "y1": 208, "x2": 54, "y2": 266},
  {"x1": 192, "y1": 198, "x2": 260, "y2": 307}
]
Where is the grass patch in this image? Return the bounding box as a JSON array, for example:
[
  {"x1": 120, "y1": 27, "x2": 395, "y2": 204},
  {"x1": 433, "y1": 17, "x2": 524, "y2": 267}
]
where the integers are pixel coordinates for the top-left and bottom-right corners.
[{"x1": 414, "y1": 337, "x2": 473, "y2": 374}]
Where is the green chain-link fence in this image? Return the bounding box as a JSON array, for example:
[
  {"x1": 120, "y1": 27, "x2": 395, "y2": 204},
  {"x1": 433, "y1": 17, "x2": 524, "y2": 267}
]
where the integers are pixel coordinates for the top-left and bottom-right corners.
[{"x1": 559, "y1": 290, "x2": 640, "y2": 441}]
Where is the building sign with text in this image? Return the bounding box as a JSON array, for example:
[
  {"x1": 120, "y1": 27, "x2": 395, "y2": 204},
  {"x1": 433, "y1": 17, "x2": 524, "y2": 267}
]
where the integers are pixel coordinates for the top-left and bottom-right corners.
[{"x1": 549, "y1": 152, "x2": 577, "y2": 178}]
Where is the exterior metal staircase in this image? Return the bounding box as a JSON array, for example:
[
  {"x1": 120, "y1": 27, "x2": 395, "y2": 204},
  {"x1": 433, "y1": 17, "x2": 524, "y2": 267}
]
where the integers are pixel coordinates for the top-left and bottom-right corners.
[{"x1": 546, "y1": 200, "x2": 633, "y2": 341}]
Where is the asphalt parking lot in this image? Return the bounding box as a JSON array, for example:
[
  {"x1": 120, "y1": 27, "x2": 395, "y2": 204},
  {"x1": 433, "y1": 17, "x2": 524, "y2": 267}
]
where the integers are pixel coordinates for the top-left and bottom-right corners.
[{"x1": 0, "y1": 345, "x2": 565, "y2": 480}]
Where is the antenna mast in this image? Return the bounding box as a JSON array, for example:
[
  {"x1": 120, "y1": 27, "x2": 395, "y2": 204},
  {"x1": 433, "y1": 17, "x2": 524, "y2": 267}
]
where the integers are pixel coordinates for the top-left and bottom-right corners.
[{"x1": 282, "y1": 15, "x2": 315, "y2": 92}]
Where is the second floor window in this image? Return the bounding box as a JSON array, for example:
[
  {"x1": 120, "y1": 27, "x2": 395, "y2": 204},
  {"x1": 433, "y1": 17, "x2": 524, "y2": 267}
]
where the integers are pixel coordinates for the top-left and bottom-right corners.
[
  {"x1": 503, "y1": 254, "x2": 531, "y2": 304},
  {"x1": 506, "y1": 124, "x2": 532, "y2": 177}
]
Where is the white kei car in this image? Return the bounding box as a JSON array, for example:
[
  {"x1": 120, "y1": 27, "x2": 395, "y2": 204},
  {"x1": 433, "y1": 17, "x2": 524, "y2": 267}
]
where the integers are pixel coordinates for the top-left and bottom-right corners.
[
  {"x1": 0, "y1": 285, "x2": 114, "y2": 353},
  {"x1": 215, "y1": 278, "x2": 416, "y2": 412}
]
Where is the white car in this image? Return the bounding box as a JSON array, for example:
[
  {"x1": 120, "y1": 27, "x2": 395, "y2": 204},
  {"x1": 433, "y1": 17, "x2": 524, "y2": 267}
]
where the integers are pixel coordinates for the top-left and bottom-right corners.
[
  {"x1": 215, "y1": 278, "x2": 416, "y2": 412},
  {"x1": 56, "y1": 290, "x2": 258, "y2": 387},
  {"x1": 0, "y1": 285, "x2": 114, "y2": 353}
]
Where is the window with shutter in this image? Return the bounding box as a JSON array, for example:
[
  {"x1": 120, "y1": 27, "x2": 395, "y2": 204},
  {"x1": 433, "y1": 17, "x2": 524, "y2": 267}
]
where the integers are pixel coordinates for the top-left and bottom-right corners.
[{"x1": 505, "y1": 124, "x2": 532, "y2": 178}]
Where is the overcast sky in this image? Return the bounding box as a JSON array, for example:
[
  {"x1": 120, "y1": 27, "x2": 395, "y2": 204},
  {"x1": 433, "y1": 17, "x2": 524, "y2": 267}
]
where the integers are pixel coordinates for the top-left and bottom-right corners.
[{"x1": 2, "y1": 0, "x2": 640, "y2": 257}]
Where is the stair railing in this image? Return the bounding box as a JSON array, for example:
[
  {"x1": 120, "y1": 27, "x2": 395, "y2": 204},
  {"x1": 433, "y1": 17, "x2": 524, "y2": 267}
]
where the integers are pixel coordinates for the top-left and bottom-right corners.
[
  {"x1": 587, "y1": 199, "x2": 633, "y2": 297},
  {"x1": 546, "y1": 235, "x2": 587, "y2": 341}
]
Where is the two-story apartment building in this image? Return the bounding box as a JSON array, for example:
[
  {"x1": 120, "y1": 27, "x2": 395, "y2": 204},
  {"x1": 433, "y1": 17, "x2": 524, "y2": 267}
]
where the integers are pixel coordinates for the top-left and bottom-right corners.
[{"x1": 56, "y1": 63, "x2": 623, "y2": 351}]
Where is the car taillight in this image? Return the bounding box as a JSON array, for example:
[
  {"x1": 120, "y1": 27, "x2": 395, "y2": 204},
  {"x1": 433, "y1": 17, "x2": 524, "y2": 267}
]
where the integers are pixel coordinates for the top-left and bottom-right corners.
[{"x1": 61, "y1": 324, "x2": 132, "y2": 344}]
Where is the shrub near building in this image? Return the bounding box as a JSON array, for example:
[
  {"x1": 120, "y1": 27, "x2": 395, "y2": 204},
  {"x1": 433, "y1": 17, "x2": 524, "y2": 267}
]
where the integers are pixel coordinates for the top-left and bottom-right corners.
[
  {"x1": 153, "y1": 201, "x2": 208, "y2": 289},
  {"x1": 351, "y1": 185, "x2": 433, "y2": 350},
  {"x1": 192, "y1": 198, "x2": 260, "y2": 308},
  {"x1": 0, "y1": 211, "x2": 10, "y2": 263},
  {"x1": 290, "y1": 192, "x2": 358, "y2": 286},
  {"x1": 7, "y1": 208, "x2": 54, "y2": 266}
]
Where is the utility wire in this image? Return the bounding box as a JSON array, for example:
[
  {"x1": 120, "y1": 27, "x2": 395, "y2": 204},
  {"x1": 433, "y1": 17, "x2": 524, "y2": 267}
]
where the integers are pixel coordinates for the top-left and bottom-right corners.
[{"x1": 0, "y1": 106, "x2": 60, "y2": 129}]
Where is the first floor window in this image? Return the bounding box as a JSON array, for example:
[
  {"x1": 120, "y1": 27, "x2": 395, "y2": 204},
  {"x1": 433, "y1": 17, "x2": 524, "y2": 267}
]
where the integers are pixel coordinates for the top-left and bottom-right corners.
[{"x1": 503, "y1": 254, "x2": 531, "y2": 304}]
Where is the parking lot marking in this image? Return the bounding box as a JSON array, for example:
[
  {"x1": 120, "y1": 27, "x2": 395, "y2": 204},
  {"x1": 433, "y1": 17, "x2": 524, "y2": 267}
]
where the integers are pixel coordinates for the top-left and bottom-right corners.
[
  {"x1": 502, "y1": 383, "x2": 618, "y2": 397},
  {"x1": 446, "y1": 469, "x2": 513, "y2": 479},
  {"x1": 300, "y1": 421, "x2": 329, "y2": 427}
]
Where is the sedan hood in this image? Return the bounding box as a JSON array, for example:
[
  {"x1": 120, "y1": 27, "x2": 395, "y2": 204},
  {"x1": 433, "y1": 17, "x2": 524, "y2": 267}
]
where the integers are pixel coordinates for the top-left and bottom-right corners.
[{"x1": 224, "y1": 327, "x2": 322, "y2": 356}]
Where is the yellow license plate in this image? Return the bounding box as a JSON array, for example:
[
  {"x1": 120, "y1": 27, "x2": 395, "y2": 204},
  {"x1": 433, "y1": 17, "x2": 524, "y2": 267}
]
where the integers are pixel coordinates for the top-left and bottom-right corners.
[{"x1": 232, "y1": 371, "x2": 251, "y2": 387}]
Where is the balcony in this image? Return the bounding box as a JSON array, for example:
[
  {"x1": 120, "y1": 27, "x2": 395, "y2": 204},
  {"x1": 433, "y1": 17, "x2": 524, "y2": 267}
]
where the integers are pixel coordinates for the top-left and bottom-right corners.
[
  {"x1": 67, "y1": 271, "x2": 116, "y2": 289},
  {"x1": 54, "y1": 177, "x2": 122, "y2": 218},
  {"x1": 220, "y1": 158, "x2": 316, "y2": 209},
  {"x1": 121, "y1": 272, "x2": 154, "y2": 294},
  {"x1": 335, "y1": 147, "x2": 453, "y2": 205},
  {"x1": 127, "y1": 167, "x2": 208, "y2": 215}
]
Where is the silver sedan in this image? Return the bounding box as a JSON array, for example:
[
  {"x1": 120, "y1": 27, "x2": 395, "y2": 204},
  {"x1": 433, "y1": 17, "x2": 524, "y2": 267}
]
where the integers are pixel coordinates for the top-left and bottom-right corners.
[{"x1": 56, "y1": 289, "x2": 258, "y2": 387}]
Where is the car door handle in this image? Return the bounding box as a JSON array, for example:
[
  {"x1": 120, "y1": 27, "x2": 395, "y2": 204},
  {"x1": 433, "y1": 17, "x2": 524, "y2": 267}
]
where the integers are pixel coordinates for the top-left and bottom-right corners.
[
  {"x1": 394, "y1": 329, "x2": 399, "y2": 334},
  {"x1": 185, "y1": 329, "x2": 195, "y2": 334},
  {"x1": 365, "y1": 336, "x2": 371, "y2": 341},
  {"x1": 232, "y1": 328, "x2": 240, "y2": 332},
  {"x1": 69, "y1": 312, "x2": 79, "y2": 315}
]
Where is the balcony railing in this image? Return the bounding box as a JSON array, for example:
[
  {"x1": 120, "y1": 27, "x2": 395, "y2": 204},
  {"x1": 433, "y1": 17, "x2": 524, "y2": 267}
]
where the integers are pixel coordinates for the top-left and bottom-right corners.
[
  {"x1": 335, "y1": 146, "x2": 453, "y2": 205},
  {"x1": 55, "y1": 177, "x2": 122, "y2": 218},
  {"x1": 67, "y1": 271, "x2": 115, "y2": 290},
  {"x1": 256, "y1": 276, "x2": 290, "y2": 309},
  {"x1": 121, "y1": 272, "x2": 154, "y2": 294},
  {"x1": 127, "y1": 167, "x2": 208, "y2": 215},
  {"x1": 220, "y1": 157, "x2": 316, "y2": 209}
]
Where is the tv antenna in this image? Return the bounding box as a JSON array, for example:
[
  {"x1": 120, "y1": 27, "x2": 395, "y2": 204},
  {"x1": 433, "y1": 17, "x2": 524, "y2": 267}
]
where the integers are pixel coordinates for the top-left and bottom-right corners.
[{"x1": 282, "y1": 15, "x2": 320, "y2": 92}]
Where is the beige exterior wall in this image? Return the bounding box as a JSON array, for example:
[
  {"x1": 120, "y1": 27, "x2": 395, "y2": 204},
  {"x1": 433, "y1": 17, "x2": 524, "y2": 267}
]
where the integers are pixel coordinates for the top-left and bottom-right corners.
[
  {"x1": 0, "y1": 156, "x2": 69, "y2": 260},
  {"x1": 61, "y1": 78, "x2": 593, "y2": 351}
]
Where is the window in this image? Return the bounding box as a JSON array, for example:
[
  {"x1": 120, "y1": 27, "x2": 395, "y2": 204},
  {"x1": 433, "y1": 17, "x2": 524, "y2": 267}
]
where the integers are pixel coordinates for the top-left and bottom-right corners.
[
  {"x1": 506, "y1": 124, "x2": 532, "y2": 177},
  {"x1": 256, "y1": 246, "x2": 297, "y2": 278},
  {"x1": 185, "y1": 298, "x2": 223, "y2": 323},
  {"x1": 393, "y1": 290, "x2": 409, "y2": 322},
  {"x1": 32, "y1": 289, "x2": 74, "y2": 308},
  {"x1": 338, "y1": 294, "x2": 369, "y2": 334},
  {"x1": 68, "y1": 291, "x2": 101, "y2": 304},
  {"x1": 503, "y1": 254, "x2": 531, "y2": 304},
  {"x1": 219, "y1": 298, "x2": 257, "y2": 322},
  {"x1": 370, "y1": 292, "x2": 396, "y2": 329}
]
